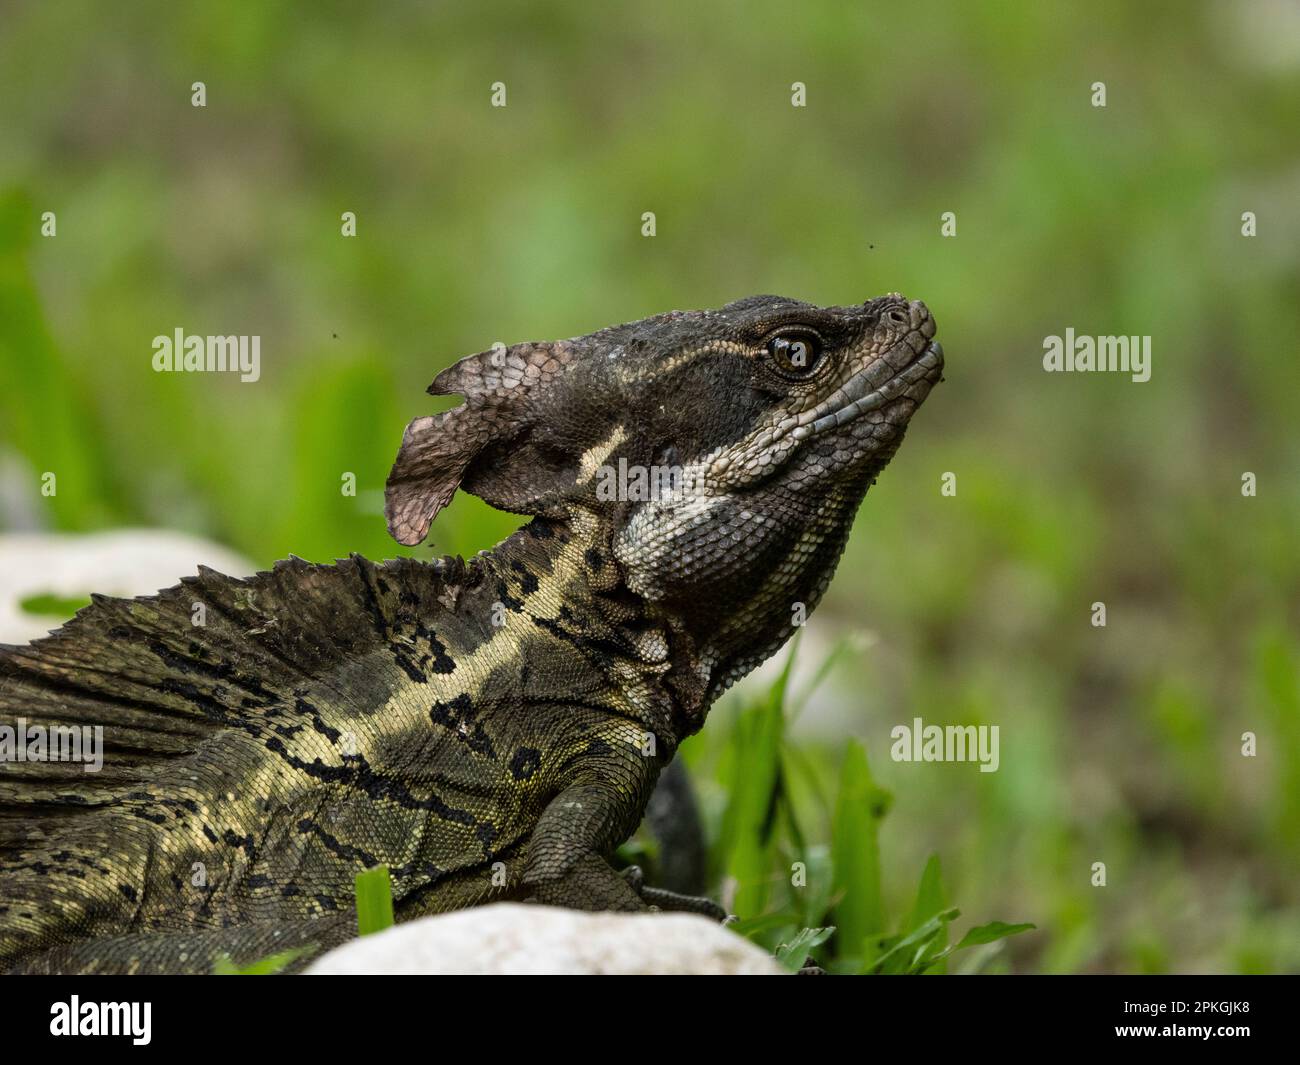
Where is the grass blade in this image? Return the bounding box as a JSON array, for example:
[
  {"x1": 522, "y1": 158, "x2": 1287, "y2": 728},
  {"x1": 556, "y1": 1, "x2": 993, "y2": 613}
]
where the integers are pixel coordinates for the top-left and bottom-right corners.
[{"x1": 355, "y1": 864, "x2": 395, "y2": 936}]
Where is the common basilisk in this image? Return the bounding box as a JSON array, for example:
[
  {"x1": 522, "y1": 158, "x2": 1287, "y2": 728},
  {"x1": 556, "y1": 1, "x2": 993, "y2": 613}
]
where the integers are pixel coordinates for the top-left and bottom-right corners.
[{"x1": 0, "y1": 293, "x2": 943, "y2": 973}]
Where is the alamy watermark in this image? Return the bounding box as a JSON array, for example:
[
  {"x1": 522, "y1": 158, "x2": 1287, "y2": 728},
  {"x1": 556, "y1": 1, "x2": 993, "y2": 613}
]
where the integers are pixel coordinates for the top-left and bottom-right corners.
[
  {"x1": 890, "y1": 717, "x2": 999, "y2": 773},
  {"x1": 1043, "y1": 329, "x2": 1150, "y2": 383},
  {"x1": 0, "y1": 718, "x2": 103, "y2": 772},
  {"x1": 152, "y1": 328, "x2": 260, "y2": 382},
  {"x1": 50, "y1": 997, "x2": 150, "y2": 1045},
  {"x1": 595, "y1": 458, "x2": 693, "y2": 502}
]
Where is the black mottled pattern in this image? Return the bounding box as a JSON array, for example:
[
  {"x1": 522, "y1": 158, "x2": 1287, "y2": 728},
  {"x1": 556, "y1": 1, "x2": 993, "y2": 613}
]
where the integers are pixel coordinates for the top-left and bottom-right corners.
[{"x1": 0, "y1": 294, "x2": 943, "y2": 973}]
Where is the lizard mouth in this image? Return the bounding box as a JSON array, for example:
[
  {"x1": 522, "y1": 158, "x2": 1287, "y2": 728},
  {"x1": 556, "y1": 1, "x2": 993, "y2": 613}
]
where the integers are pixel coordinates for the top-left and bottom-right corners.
[{"x1": 790, "y1": 337, "x2": 944, "y2": 441}]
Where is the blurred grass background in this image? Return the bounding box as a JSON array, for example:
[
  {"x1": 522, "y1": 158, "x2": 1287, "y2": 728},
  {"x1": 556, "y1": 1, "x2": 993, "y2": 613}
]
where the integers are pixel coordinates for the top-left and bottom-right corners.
[{"x1": 1, "y1": 0, "x2": 1297, "y2": 972}]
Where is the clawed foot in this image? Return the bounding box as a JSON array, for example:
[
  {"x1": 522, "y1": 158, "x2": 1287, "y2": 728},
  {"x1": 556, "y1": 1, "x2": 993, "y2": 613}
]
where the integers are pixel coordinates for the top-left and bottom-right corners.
[{"x1": 620, "y1": 865, "x2": 729, "y2": 922}]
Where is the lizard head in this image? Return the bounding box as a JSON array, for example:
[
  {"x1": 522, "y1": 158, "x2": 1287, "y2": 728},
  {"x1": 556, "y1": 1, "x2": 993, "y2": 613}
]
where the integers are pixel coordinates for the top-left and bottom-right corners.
[{"x1": 386, "y1": 293, "x2": 942, "y2": 696}]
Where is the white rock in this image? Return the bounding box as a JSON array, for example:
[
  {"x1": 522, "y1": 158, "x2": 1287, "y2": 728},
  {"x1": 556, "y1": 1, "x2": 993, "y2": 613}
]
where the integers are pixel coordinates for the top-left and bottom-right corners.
[
  {"x1": 0, "y1": 529, "x2": 254, "y2": 643},
  {"x1": 306, "y1": 904, "x2": 786, "y2": 976}
]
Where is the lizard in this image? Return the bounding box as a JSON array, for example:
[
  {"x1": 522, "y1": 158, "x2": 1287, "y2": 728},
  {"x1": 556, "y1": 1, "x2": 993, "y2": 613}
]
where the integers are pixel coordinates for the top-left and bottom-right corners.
[{"x1": 0, "y1": 292, "x2": 943, "y2": 973}]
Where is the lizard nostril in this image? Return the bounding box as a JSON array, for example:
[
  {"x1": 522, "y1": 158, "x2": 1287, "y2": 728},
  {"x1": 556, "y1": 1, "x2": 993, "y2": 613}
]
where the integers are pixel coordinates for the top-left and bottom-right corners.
[
  {"x1": 911, "y1": 299, "x2": 937, "y2": 339},
  {"x1": 886, "y1": 308, "x2": 908, "y2": 327}
]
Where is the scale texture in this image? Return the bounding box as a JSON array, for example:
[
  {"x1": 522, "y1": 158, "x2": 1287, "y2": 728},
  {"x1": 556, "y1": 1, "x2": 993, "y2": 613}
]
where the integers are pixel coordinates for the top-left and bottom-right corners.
[{"x1": 0, "y1": 293, "x2": 943, "y2": 973}]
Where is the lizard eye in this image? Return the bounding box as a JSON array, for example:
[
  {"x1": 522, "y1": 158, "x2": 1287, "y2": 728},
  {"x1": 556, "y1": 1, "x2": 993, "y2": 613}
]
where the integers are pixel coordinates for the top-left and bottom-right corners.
[{"x1": 766, "y1": 333, "x2": 823, "y2": 378}]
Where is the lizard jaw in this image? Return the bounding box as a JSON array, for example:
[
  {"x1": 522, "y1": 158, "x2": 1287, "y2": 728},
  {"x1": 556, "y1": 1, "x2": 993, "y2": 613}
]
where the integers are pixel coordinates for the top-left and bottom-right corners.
[
  {"x1": 790, "y1": 338, "x2": 944, "y2": 441},
  {"x1": 703, "y1": 334, "x2": 943, "y2": 487}
]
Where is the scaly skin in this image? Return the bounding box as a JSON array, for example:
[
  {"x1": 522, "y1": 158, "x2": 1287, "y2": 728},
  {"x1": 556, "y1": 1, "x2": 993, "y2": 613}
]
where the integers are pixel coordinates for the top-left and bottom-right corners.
[{"x1": 0, "y1": 293, "x2": 942, "y2": 973}]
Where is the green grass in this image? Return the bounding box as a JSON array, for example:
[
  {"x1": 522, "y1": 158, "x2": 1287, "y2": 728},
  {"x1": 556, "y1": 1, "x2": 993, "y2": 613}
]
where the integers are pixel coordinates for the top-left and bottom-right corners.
[
  {"x1": 703, "y1": 644, "x2": 1034, "y2": 973},
  {"x1": 19, "y1": 593, "x2": 92, "y2": 617},
  {"x1": 213, "y1": 948, "x2": 309, "y2": 976},
  {"x1": 355, "y1": 865, "x2": 396, "y2": 937}
]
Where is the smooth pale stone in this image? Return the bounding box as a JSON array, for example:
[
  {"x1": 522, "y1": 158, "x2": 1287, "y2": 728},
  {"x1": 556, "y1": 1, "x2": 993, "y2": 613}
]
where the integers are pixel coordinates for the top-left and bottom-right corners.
[
  {"x1": 306, "y1": 904, "x2": 786, "y2": 976},
  {"x1": 0, "y1": 530, "x2": 254, "y2": 643}
]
